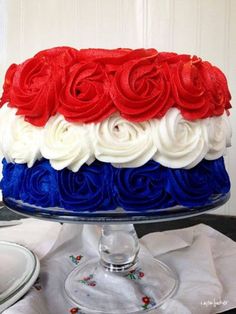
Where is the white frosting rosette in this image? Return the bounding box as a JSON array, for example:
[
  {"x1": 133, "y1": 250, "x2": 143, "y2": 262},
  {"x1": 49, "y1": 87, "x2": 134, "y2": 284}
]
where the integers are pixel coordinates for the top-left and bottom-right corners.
[
  {"x1": 0, "y1": 104, "x2": 42, "y2": 167},
  {"x1": 206, "y1": 112, "x2": 232, "y2": 160},
  {"x1": 152, "y1": 108, "x2": 209, "y2": 169},
  {"x1": 92, "y1": 114, "x2": 157, "y2": 167},
  {"x1": 40, "y1": 114, "x2": 94, "y2": 172}
]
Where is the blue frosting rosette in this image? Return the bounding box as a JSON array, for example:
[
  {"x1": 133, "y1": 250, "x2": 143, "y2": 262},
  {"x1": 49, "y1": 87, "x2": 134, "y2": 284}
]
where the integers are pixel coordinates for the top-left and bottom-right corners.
[
  {"x1": 0, "y1": 159, "x2": 26, "y2": 199},
  {"x1": 166, "y1": 158, "x2": 230, "y2": 207},
  {"x1": 19, "y1": 159, "x2": 58, "y2": 207},
  {"x1": 57, "y1": 161, "x2": 115, "y2": 211},
  {"x1": 113, "y1": 161, "x2": 176, "y2": 210}
]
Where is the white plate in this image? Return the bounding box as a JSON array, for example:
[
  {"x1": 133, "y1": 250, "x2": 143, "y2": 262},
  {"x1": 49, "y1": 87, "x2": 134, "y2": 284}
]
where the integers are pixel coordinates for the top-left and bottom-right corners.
[{"x1": 0, "y1": 241, "x2": 40, "y2": 312}]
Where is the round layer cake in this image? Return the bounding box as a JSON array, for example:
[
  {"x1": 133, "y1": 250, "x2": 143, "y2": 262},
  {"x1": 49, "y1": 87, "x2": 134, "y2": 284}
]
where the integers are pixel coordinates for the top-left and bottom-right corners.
[{"x1": 0, "y1": 47, "x2": 232, "y2": 212}]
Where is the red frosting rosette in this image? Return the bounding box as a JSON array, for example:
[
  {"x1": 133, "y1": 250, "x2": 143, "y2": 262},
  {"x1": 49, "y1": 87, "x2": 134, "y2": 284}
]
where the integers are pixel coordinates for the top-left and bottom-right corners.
[
  {"x1": 110, "y1": 55, "x2": 173, "y2": 121},
  {"x1": 169, "y1": 56, "x2": 231, "y2": 120},
  {"x1": 200, "y1": 61, "x2": 231, "y2": 115},
  {"x1": 0, "y1": 46, "x2": 231, "y2": 126},
  {"x1": 1, "y1": 47, "x2": 78, "y2": 126},
  {"x1": 9, "y1": 57, "x2": 59, "y2": 126},
  {"x1": 59, "y1": 61, "x2": 115, "y2": 123}
]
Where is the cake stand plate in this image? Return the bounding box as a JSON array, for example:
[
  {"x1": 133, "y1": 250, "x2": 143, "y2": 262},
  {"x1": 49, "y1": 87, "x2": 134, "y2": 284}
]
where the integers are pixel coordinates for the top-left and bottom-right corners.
[
  {"x1": 3, "y1": 193, "x2": 230, "y2": 313},
  {"x1": 3, "y1": 192, "x2": 230, "y2": 224}
]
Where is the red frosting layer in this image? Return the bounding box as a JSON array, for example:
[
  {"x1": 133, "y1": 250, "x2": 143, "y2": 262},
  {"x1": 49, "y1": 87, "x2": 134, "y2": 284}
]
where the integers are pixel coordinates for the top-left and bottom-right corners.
[{"x1": 0, "y1": 47, "x2": 231, "y2": 126}]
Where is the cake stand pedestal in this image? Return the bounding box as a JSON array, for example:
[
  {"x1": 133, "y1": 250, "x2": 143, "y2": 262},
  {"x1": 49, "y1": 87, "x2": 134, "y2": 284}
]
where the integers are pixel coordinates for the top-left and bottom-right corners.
[{"x1": 3, "y1": 193, "x2": 230, "y2": 314}]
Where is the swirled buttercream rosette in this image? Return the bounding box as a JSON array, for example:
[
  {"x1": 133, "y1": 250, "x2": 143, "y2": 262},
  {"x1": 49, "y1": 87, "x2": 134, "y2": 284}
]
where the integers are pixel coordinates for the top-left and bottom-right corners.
[
  {"x1": 166, "y1": 158, "x2": 230, "y2": 207},
  {"x1": 205, "y1": 112, "x2": 232, "y2": 160},
  {"x1": 0, "y1": 104, "x2": 42, "y2": 167},
  {"x1": 113, "y1": 161, "x2": 175, "y2": 210},
  {"x1": 152, "y1": 108, "x2": 209, "y2": 169},
  {"x1": 92, "y1": 114, "x2": 157, "y2": 168},
  {"x1": 19, "y1": 159, "x2": 59, "y2": 207},
  {"x1": 57, "y1": 161, "x2": 115, "y2": 211},
  {"x1": 40, "y1": 114, "x2": 94, "y2": 172}
]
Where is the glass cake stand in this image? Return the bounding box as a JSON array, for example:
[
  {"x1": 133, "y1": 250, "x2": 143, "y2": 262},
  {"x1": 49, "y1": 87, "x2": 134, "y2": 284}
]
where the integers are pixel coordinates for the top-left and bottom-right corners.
[{"x1": 3, "y1": 192, "x2": 230, "y2": 314}]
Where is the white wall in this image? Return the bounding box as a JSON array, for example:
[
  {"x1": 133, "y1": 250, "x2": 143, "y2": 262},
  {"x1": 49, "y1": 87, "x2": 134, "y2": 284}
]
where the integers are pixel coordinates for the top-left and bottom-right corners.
[{"x1": 0, "y1": 0, "x2": 235, "y2": 215}]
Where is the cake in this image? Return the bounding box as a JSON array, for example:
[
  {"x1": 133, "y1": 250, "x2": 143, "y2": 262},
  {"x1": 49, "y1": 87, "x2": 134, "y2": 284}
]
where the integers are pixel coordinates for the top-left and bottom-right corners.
[{"x1": 0, "y1": 47, "x2": 232, "y2": 213}]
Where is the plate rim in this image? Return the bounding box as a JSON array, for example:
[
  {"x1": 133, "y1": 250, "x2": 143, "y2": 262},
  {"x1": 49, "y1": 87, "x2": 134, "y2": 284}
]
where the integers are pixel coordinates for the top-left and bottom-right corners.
[{"x1": 0, "y1": 241, "x2": 40, "y2": 312}]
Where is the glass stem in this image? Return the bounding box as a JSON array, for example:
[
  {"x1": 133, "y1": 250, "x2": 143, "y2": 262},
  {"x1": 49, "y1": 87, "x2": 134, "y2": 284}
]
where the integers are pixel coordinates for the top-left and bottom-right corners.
[{"x1": 98, "y1": 224, "x2": 140, "y2": 272}]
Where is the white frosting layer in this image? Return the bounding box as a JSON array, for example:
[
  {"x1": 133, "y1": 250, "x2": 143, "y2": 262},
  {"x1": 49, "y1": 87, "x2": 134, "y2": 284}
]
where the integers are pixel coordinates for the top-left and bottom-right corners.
[{"x1": 0, "y1": 105, "x2": 231, "y2": 171}]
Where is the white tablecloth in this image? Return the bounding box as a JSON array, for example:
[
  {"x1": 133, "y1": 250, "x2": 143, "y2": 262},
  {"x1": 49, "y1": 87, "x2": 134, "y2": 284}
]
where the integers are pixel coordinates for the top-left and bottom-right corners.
[{"x1": 0, "y1": 219, "x2": 236, "y2": 314}]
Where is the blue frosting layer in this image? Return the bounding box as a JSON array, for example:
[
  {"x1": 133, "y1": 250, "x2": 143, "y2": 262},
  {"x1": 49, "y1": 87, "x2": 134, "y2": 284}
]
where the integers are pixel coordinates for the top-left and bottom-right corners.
[{"x1": 0, "y1": 158, "x2": 230, "y2": 212}]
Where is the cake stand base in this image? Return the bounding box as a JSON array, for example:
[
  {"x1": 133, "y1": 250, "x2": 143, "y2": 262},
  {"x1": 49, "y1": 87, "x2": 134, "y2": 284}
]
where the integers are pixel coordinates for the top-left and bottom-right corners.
[
  {"x1": 65, "y1": 257, "x2": 178, "y2": 313},
  {"x1": 64, "y1": 224, "x2": 178, "y2": 313}
]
